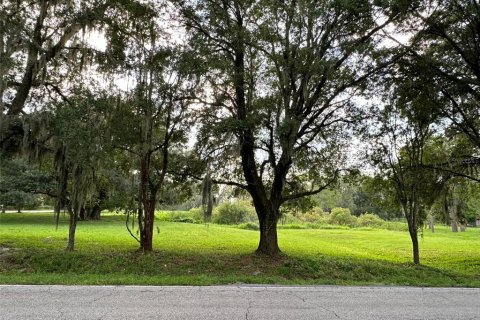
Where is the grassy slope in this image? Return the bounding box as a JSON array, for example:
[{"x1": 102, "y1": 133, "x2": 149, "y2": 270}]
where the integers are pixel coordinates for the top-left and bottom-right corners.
[{"x1": 0, "y1": 212, "x2": 479, "y2": 286}]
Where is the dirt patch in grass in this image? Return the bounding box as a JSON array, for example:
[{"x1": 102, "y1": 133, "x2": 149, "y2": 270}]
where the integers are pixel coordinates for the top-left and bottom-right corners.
[{"x1": 0, "y1": 244, "x2": 20, "y2": 272}]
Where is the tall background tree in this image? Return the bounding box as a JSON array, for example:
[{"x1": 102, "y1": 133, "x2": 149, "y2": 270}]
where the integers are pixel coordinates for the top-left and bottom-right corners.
[
  {"x1": 367, "y1": 52, "x2": 450, "y2": 263},
  {"x1": 0, "y1": 0, "x2": 121, "y2": 153},
  {"x1": 0, "y1": 158, "x2": 55, "y2": 212},
  {"x1": 104, "y1": 1, "x2": 198, "y2": 251},
  {"x1": 1, "y1": 0, "x2": 154, "y2": 251},
  {"x1": 397, "y1": 0, "x2": 480, "y2": 177}
]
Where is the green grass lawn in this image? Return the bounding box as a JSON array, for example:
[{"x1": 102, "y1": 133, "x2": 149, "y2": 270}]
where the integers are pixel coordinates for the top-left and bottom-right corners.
[{"x1": 1, "y1": 212, "x2": 479, "y2": 286}]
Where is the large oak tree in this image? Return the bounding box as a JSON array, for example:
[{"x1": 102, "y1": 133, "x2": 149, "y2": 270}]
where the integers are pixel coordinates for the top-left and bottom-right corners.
[{"x1": 180, "y1": 0, "x2": 413, "y2": 255}]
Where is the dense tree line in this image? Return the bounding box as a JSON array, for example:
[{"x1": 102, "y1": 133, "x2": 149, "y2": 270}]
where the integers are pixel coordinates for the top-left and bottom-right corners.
[{"x1": 1, "y1": 0, "x2": 479, "y2": 263}]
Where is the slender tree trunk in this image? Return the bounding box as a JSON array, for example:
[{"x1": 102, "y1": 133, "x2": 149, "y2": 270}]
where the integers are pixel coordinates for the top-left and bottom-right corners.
[
  {"x1": 428, "y1": 216, "x2": 435, "y2": 233},
  {"x1": 66, "y1": 208, "x2": 77, "y2": 252},
  {"x1": 0, "y1": 21, "x2": 4, "y2": 114},
  {"x1": 205, "y1": 196, "x2": 213, "y2": 222},
  {"x1": 139, "y1": 154, "x2": 158, "y2": 252},
  {"x1": 449, "y1": 195, "x2": 459, "y2": 232},
  {"x1": 139, "y1": 155, "x2": 149, "y2": 251},
  {"x1": 17, "y1": 207, "x2": 21, "y2": 213},
  {"x1": 408, "y1": 225, "x2": 420, "y2": 265},
  {"x1": 142, "y1": 197, "x2": 156, "y2": 252},
  {"x1": 404, "y1": 201, "x2": 420, "y2": 265},
  {"x1": 202, "y1": 171, "x2": 213, "y2": 222},
  {"x1": 137, "y1": 201, "x2": 144, "y2": 248}
]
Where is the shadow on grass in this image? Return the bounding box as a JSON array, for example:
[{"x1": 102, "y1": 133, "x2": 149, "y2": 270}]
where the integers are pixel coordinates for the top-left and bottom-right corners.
[
  {"x1": 1, "y1": 213, "x2": 478, "y2": 286},
  {"x1": 0, "y1": 212, "x2": 125, "y2": 226},
  {"x1": 1, "y1": 246, "x2": 478, "y2": 287}
]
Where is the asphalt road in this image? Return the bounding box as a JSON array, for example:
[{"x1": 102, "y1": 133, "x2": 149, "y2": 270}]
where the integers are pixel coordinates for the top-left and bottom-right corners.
[{"x1": 0, "y1": 285, "x2": 479, "y2": 320}]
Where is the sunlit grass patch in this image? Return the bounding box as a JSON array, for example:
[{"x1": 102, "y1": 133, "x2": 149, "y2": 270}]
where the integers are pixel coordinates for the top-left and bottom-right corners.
[{"x1": 0, "y1": 212, "x2": 479, "y2": 286}]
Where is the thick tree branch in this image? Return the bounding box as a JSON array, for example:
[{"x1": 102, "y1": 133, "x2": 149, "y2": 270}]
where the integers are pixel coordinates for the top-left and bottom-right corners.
[{"x1": 281, "y1": 170, "x2": 341, "y2": 203}]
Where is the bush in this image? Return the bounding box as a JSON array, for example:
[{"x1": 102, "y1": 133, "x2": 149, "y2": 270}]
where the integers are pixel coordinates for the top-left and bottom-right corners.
[
  {"x1": 328, "y1": 207, "x2": 357, "y2": 227},
  {"x1": 384, "y1": 221, "x2": 409, "y2": 232},
  {"x1": 238, "y1": 222, "x2": 259, "y2": 230},
  {"x1": 155, "y1": 211, "x2": 171, "y2": 221},
  {"x1": 155, "y1": 210, "x2": 202, "y2": 224},
  {"x1": 279, "y1": 212, "x2": 302, "y2": 225},
  {"x1": 303, "y1": 207, "x2": 329, "y2": 223},
  {"x1": 300, "y1": 213, "x2": 325, "y2": 224},
  {"x1": 188, "y1": 207, "x2": 205, "y2": 222},
  {"x1": 357, "y1": 213, "x2": 385, "y2": 228},
  {"x1": 278, "y1": 223, "x2": 350, "y2": 230},
  {"x1": 213, "y1": 200, "x2": 256, "y2": 225},
  {"x1": 278, "y1": 224, "x2": 309, "y2": 229}
]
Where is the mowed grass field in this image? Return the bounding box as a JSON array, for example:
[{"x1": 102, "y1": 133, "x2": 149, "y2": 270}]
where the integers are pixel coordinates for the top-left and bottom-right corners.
[{"x1": 0, "y1": 212, "x2": 479, "y2": 286}]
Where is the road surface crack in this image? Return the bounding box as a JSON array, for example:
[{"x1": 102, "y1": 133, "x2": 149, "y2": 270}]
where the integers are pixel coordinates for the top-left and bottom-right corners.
[
  {"x1": 87, "y1": 287, "x2": 118, "y2": 320},
  {"x1": 432, "y1": 291, "x2": 449, "y2": 301},
  {"x1": 245, "y1": 300, "x2": 252, "y2": 320},
  {"x1": 287, "y1": 292, "x2": 342, "y2": 319},
  {"x1": 56, "y1": 304, "x2": 66, "y2": 320},
  {"x1": 90, "y1": 288, "x2": 116, "y2": 305}
]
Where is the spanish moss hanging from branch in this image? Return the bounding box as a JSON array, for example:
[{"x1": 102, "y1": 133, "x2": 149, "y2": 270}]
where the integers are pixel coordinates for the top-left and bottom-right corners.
[{"x1": 202, "y1": 167, "x2": 213, "y2": 222}]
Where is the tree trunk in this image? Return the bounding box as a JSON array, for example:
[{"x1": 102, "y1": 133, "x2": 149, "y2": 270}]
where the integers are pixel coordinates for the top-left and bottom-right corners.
[
  {"x1": 139, "y1": 152, "x2": 158, "y2": 252},
  {"x1": 404, "y1": 201, "x2": 420, "y2": 265},
  {"x1": 451, "y1": 220, "x2": 458, "y2": 232},
  {"x1": 428, "y1": 216, "x2": 435, "y2": 233},
  {"x1": 78, "y1": 206, "x2": 101, "y2": 220},
  {"x1": 142, "y1": 197, "x2": 156, "y2": 252},
  {"x1": 202, "y1": 171, "x2": 213, "y2": 222},
  {"x1": 408, "y1": 226, "x2": 420, "y2": 265},
  {"x1": 17, "y1": 207, "x2": 21, "y2": 213},
  {"x1": 0, "y1": 24, "x2": 4, "y2": 116},
  {"x1": 137, "y1": 197, "x2": 144, "y2": 249},
  {"x1": 66, "y1": 208, "x2": 78, "y2": 252},
  {"x1": 87, "y1": 190, "x2": 105, "y2": 220},
  {"x1": 88, "y1": 204, "x2": 102, "y2": 220},
  {"x1": 140, "y1": 155, "x2": 150, "y2": 251},
  {"x1": 205, "y1": 196, "x2": 213, "y2": 222},
  {"x1": 256, "y1": 207, "x2": 281, "y2": 256},
  {"x1": 79, "y1": 206, "x2": 86, "y2": 220},
  {"x1": 449, "y1": 197, "x2": 458, "y2": 232}
]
